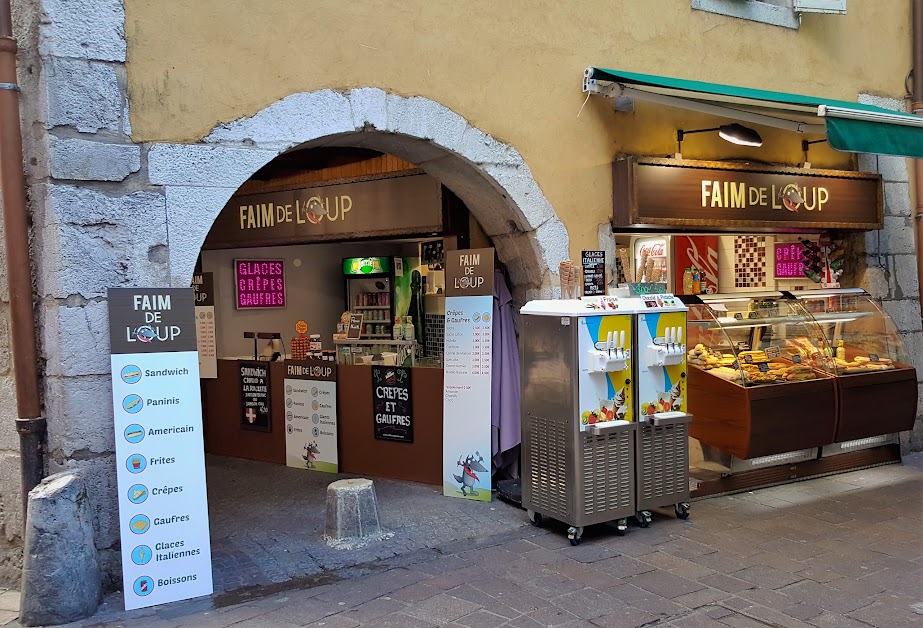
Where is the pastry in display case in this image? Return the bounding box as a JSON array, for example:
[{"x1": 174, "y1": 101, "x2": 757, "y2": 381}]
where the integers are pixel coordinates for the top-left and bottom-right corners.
[
  {"x1": 789, "y1": 288, "x2": 917, "y2": 444},
  {"x1": 681, "y1": 292, "x2": 838, "y2": 461}
]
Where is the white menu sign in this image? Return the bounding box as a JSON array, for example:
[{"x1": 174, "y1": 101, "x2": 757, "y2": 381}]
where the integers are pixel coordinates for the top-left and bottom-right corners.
[
  {"x1": 284, "y1": 360, "x2": 338, "y2": 473},
  {"x1": 192, "y1": 273, "x2": 217, "y2": 379},
  {"x1": 108, "y1": 289, "x2": 213, "y2": 610},
  {"x1": 443, "y1": 249, "x2": 494, "y2": 502}
]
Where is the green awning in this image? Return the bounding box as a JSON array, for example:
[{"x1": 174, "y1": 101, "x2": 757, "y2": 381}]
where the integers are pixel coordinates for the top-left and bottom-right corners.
[{"x1": 584, "y1": 67, "x2": 923, "y2": 159}]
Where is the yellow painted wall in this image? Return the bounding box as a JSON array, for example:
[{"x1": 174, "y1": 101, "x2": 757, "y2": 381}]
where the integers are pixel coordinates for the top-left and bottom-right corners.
[{"x1": 124, "y1": 0, "x2": 911, "y2": 260}]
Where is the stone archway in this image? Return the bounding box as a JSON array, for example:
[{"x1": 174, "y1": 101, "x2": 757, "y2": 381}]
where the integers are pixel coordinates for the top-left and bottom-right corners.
[{"x1": 147, "y1": 88, "x2": 569, "y2": 302}]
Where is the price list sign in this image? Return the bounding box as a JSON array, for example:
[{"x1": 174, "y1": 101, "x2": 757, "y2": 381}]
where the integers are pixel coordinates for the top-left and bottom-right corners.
[
  {"x1": 443, "y1": 249, "x2": 495, "y2": 502},
  {"x1": 581, "y1": 250, "x2": 606, "y2": 296},
  {"x1": 284, "y1": 360, "x2": 338, "y2": 473},
  {"x1": 191, "y1": 273, "x2": 217, "y2": 379},
  {"x1": 107, "y1": 289, "x2": 213, "y2": 611}
]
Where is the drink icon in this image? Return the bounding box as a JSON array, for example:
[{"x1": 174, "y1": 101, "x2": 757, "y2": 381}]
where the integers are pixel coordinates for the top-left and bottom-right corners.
[
  {"x1": 121, "y1": 365, "x2": 142, "y2": 384},
  {"x1": 133, "y1": 575, "x2": 154, "y2": 596},
  {"x1": 126, "y1": 454, "x2": 147, "y2": 474}
]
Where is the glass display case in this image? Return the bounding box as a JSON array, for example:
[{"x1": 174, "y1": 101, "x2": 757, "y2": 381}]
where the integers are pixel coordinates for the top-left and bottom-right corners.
[
  {"x1": 334, "y1": 339, "x2": 417, "y2": 367},
  {"x1": 681, "y1": 291, "x2": 838, "y2": 462},
  {"x1": 789, "y1": 288, "x2": 917, "y2": 445}
]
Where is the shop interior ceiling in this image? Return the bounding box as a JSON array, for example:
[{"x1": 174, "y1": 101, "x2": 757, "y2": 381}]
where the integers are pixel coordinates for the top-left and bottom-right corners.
[
  {"x1": 583, "y1": 67, "x2": 923, "y2": 159},
  {"x1": 249, "y1": 147, "x2": 386, "y2": 180}
]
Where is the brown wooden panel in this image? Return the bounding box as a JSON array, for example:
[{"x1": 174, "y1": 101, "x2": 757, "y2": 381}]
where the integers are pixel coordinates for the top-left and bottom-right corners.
[
  {"x1": 338, "y1": 365, "x2": 443, "y2": 485},
  {"x1": 747, "y1": 377, "x2": 837, "y2": 457},
  {"x1": 835, "y1": 367, "x2": 918, "y2": 441},
  {"x1": 688, "y1": 366, "x2": 752, "y2": 459},
  {"x1": 202, "y1": 360, "x2": 285, "y2": 464}
]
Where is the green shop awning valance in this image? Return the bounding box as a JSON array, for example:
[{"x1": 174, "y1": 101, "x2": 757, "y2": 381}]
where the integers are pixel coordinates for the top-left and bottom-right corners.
[{"x1": 584, "y1": 67, "x2": 923, "y2": 159}]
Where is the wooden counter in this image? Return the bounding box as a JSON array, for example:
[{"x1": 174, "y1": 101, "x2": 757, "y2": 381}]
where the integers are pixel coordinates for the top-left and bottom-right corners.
[
  {"x1": 834, "y1": 366, "x2": 917, "y2": 442},
  {"x1": 203, "y1": 360, "x2": 445, "y2": 484}
]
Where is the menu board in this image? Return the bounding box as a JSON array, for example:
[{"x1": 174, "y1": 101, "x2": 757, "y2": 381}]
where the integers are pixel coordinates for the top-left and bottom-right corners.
[
  {"x1": 443, "y1": 249, "x2": 494, "y2": 502},
  {"x1": 372, "y1": 366, "x2": 413, "y2": 443},
  {"x1": 347, "y1": 314, "x2": 363, "y2": 339},
  {"x1": 107, "y1": 288, "x2": 213, "y2": 611},
  {"x1": 191, "y1": 273, "x2": 216, "y2": 379},
  {"x1": 284, "y1": 360, "x2": 338, "y2": 473},
  {"x1": 239, "y1": 362, "x2": 271, "y2": 432},
  {"x1": 581, "y1": 250, "x2": 606, "y2": 296}
]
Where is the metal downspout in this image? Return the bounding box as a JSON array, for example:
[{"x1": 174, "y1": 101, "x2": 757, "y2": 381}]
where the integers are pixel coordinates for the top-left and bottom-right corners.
[
  {"x1": 914, "y1": 1, "x2": 923, "y2": 318},
  {"x1": 0, "y1": 0, "x2": 45, "y2": 515}
]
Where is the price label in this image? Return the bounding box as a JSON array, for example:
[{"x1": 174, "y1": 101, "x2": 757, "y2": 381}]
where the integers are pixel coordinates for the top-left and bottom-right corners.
[
  {"x1": 869, "y1": 353, "x2": 880, "y2": 363},
  {"x1": 743, "y1": 355, "x2": 753, "y2": 364},
  {"x1": 758, "y1": 363, "x2": 770, "y2": 373},
  {"x1": 748, "y1": 312, "x2": 759, "y2": 319},
  {"x1": 731, "y1": 360, "x2": 740, "y2": 369},
  {"x1": 766, "y1": 346, "x2": 781, "y2": 359},
  {"x1": 792, "y1": 354, "x2": 803, "y2": 364},
  {"x1": 734, "y1": 312, "x2": 744, "y2": 320}
]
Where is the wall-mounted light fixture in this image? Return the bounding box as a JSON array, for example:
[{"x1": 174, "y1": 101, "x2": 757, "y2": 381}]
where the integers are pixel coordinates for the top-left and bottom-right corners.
[
  {"x1": 801, "y1": 138, "x2": 826, "y2": 169},
  {"x1": 675, "y1": 123, "x2": 763, "y2": 158}
]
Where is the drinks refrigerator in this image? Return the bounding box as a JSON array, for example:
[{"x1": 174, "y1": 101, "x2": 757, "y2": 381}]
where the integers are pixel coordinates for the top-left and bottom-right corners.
[
  {"x1": 343, "y1": 257, "x2": 395, "y2": 339},
  {"x1": 520, "y1": 294, "x2": 691, "y2": 545}
]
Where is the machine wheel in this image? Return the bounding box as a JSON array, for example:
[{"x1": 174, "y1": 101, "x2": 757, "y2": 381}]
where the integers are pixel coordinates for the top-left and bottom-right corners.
[
  {"x1": 615, "y1": 518, "x2": 628, "y2": 536},
  {"x1": 635, "y1": 511, "x2": 652, "y2": 528},
  {"x1": 675, "y1": 503, "x2": 690, "y2": 520},
  {"x1": 567, "y1": 526, "x2": 583, "y2": 546},
  {"x1": 527, "y1": 510, "x2": 543, "y2": 527}
]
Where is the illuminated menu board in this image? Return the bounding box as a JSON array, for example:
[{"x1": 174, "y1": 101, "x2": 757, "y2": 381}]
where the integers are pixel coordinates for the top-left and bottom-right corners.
[
  {"x1": 774, "y1": 242, "x2": 806, "y2": 279},
  {"x1": 235, "y1": 259, "x2": 286, "y2": 309}
]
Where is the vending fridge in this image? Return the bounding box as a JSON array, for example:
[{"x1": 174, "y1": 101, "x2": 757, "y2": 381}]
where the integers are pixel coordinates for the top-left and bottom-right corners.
[{"x1": 343, "y1": 256, "x2": 395, "y2": 339}]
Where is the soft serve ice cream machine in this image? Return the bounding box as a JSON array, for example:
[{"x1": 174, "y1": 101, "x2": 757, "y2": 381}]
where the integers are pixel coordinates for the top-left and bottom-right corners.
[{"x1": 520, "y1": 293, "x2": 691, "y2": 545}]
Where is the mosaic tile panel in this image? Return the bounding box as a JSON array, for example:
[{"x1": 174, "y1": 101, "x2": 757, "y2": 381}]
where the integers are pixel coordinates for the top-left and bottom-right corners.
[
  {"x1": 734, "y1": 235, "x2": 767, "y2": 288},
  {"x1": 424, "y1": 314, "x2": 445, "y2": 357}
]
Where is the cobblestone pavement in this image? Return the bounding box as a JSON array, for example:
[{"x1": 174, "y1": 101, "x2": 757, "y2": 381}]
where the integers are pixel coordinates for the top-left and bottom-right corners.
[
  {"x1": 206, "y1": 455, "x2": 530, "y2": 592},
  {"x1": 22, "y1": 455, "x2": 923, "y2": 628}
]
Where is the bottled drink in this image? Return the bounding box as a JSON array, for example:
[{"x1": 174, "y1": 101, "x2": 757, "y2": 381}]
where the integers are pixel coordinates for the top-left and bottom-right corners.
[
  {"x1": 692, "y1": 268, "x2": 701, "y2": 294},
  {"x1": 682, "y1": 268, "x2": 693, "y2": 295}
]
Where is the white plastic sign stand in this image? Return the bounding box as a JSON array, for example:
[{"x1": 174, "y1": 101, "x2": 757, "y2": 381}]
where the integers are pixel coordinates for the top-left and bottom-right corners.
[{"x1": 108, "y1": 288, "x2": 213, "y2": 610}]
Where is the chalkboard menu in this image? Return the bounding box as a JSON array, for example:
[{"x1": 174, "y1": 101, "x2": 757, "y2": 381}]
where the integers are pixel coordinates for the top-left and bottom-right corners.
[
  {"x1": 240, "y1": 361, "x2": 271, "y2": 432},
  {"x1": 347, "y1": 314, "x2": 363, "y2": 339},
  {"x1": 582, "y1": 250, "x2": 606, "y2": 296},
  {"x1": 372, "y1": 365, "x2": 413, "y2": 443}
]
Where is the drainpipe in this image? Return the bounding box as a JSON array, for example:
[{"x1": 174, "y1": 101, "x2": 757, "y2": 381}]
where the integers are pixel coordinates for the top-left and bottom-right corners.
[
  {"x1": 914, "y1": 1, "x2": 923, "y2": 314},
  {"x1": 0, "y1": 0, "x2": 45, "y2": 515}
]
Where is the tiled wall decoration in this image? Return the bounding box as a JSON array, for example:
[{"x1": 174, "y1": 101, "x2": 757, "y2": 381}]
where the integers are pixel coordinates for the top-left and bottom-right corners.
[
  {"x1": 424, "y1": 314, "x2": 445, "y2": 357},
  {"x1": 734, "y1": 235, "x2": 767, "y2": 289}
]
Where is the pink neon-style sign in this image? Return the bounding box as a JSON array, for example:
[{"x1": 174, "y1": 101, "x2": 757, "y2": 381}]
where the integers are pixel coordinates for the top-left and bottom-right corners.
[
  {"x1": 774, "y1": 242, "x2": 805, "y2": 279},
  {"x1": 235, "y1": 259, "x2": 286, "y2": 308}
]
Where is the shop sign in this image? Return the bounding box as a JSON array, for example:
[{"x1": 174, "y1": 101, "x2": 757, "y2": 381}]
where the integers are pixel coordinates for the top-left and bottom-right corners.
[
  {"x1": 106, "y1": 288, "x2": 213, "y2": 610},
  {"x1": 240, "y1": 362, "x2": 271, "y2": 432},
  {"x1": 191, "y1": 273, "x2": 217, "y2": 379},
  {"x1": 613, "y1": 156, "x2": 883, "y2": 231},
  {"x1": 443, "y1": 248, "x2": 495, "y2": 502},
  {"x1": 343, "y1": 256, "x2": 390, "y2": 275},
  {"x1": 235, "y1": 259, "x2": 285, "y2": 309},
  {"x1": 581, "y1": 250, "x2": 606, "y2": 296},
  {"x1": 372, "y1": 365, "x2": 413, "y2": 443},
  {"x1": 775, "y1": 241, "x2": 808, "y2": 278},
  {"x1": 205, "y1": 175, "x2": 443, "y2": 248},
  {"x1": 284, "y1": 360, "x2": 338, "y2": 472}
]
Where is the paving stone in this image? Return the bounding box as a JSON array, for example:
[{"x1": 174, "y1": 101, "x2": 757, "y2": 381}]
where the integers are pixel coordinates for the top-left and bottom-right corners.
[
  {"x1": 522, "y1": 548, "x2": 569, "y2": 565},
  {"x1": 391, "y1": 583, "x2": 442, "y2": 603},
  {"x1": 455, "y1": 609, "x2": 509, "y2": 628},
  {"x1": 784, "y1": 603, "x2": 824, "y2": 621},
  {"x1": 731, "y1": 565, "x2": 803, "y2": 590},
  {"x1": 364, "y1": 612, "x2": 437, "y2": 628},
  {"x1": 674, "y1": 587, "x2": 733, "y2": 609},
  {"x1": 697, "y1": 573, "x2": 756, "y2": 594},
  {"x1": 668, "y1": 611, "x2": 730, "y2": 627},
  {"x1": 309, "y1": 614, "x2": 361, "y2": 628},
  {"x1": 846, "y1": 600, "x2": 922, "y2": 627},
  {"x1": 482, "y1": 601, "x2": 522, "y2": 620},
  {"x1": 805, "y1": 611, "x2": 876, "y2": 627},
  {"x1": 560, "y1": 543, "x2": 621, "y2": 563},
  {"x1": 524, "y1": 605, "x2": 579, "y2": 626},
  {"x1": 779, "y1": 580, "x2": 873, "y2": 614},
  {"x1": 493, "y1": 588, "x2": 553, "y2": 614},
  {"x1": 521, "y1": 573, "x2": 584, "y2": 598},
  {"x1": 587, "y1": 605, "x2": 658, "y2": 627},
  {"x1": 404, "y1": 594, "x2": 482, "y2": 624},
  {"x1": 717, "y1": 614, "x2": 777, "y2": 628},
  {"x1": 641, "y1": 551, "x2": 717, "y2": 579},
  {"x1": 592, "y1": 555, "x2": 656, "y2": 578},
  {"x1": 340, "y1": 598, "x2": 406, "y2": 623},
  {"x1": 627, "y1": 570, "x2": 707, "y2": 599}
]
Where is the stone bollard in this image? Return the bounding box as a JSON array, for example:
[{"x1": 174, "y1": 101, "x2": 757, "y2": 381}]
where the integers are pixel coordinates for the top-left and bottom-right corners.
[
  {"x1": 325, "y1": 478, "x2": 383, "y2": 546},
  {"x1": 20, "y1": 471, "x2": 100, "y2": 626}
]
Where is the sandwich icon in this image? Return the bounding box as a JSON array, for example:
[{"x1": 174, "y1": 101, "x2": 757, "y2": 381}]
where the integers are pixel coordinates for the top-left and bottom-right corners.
[{"x1": 125, "y1": 429, "x2": 143, "y2": 440}]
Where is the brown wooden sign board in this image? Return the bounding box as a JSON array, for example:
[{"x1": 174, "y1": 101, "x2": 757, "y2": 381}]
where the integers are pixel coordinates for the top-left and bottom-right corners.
[
  {"x1": 205, "y1": 174, "x2": 443, "y2": 249},
  {"x1": 445, "y1": 248, "x2": 495, "y2": 297},
  {"x1": 612, "y1": 156, "x2": 883, "y2": 232}
]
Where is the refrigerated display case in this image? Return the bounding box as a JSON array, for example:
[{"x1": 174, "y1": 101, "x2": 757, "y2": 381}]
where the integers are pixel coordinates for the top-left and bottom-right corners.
[
  {"x1": 682, "y1": 292, "x2": 838, "y2": 466},
  {"x1": 343, "y1": 257, "x2": 394, "y2": 340},
  {"x1": 789, "y1": 288, "x2": 917, "y2": 450}
]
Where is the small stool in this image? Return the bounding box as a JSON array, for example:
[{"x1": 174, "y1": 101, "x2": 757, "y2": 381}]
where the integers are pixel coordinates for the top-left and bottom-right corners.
[{"x1": 325, "y1": 478, "x2": 382, "y2": 544}]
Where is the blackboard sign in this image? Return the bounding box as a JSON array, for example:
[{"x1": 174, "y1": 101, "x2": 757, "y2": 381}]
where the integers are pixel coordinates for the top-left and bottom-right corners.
[
  {"x1": 372, "y1": 365, "x2": 413, "y2": 443},
  {"x1": 581, "y1": 250, "x2": 606, "y2": 296},
  {"x1": 347, "y1": 314, "x2": 363, "y2": 339},
  {"x1": 240, "y1": 361, "x2": 271, "y2": 432},
  {"x1": 627, "y1": 282, "x2": 667, "y2": 296}
]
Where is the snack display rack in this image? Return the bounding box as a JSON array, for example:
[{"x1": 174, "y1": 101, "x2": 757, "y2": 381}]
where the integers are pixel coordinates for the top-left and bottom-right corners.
[
  {"x1": 683, "y1": 292, "x2": 838, "y2": 466},
  {"x1": 789, "y1": 289, "x2": 917, "y2": 451}
]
